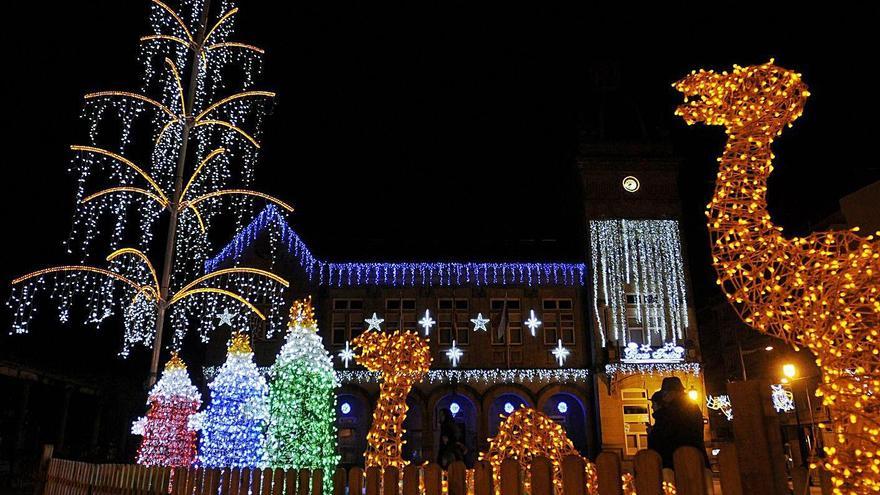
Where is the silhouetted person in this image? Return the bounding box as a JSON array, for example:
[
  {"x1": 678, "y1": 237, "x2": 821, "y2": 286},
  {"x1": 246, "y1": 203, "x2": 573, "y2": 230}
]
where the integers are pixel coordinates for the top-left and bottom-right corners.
[
  {"x1": 647, "y1": 377, "x2": 708, "y2": 470},
  {"x1": 437, "y1": 409, "x2": 464, "y2": 469}
]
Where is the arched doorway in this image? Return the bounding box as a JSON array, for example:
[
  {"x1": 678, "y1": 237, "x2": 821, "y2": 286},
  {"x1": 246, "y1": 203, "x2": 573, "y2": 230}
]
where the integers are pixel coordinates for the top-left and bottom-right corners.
[
  {"x1": 402, "y1": 395, "x2": 426, "y2": 464},
  {"x1": 487, "y1": 393, "x2": 531, "y2": 438},
  {"x1": 336, "y1": 392, "x2": 370, "y2": 467},
  {"x1": 541, "y1": 393, "x2": 588, "y2": 455},
  {"x1": 434, "y1": 393, "x2": 477, "y2": 466}
]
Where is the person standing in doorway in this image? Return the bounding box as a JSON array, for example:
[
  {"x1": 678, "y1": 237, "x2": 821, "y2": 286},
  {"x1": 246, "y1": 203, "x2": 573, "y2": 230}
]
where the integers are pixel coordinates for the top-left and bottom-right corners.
[
  {"x1": 647, "y1": 377, "x2": 708, "y2": 469},
  {"x1": 438, "y1": 408, "x2": 464, "y2": 469}
]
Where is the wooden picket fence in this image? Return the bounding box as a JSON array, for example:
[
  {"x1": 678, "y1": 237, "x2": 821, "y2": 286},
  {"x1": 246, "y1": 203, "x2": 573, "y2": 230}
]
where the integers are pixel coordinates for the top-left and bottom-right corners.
[{"x1": 40, "y1": 446, "x2": 741, "y2": 495}]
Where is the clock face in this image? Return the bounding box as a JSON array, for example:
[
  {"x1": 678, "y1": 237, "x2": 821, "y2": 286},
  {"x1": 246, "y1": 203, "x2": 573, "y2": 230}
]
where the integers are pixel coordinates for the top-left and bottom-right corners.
[{"x1": 622, "y1": 176, "x2": 640, "y2": 193}]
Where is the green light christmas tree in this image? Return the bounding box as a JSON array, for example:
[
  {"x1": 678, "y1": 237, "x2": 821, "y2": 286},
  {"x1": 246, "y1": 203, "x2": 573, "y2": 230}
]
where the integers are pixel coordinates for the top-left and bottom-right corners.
[{"x1": 265, "y1": 297, "x2": 339, "y2": 490}]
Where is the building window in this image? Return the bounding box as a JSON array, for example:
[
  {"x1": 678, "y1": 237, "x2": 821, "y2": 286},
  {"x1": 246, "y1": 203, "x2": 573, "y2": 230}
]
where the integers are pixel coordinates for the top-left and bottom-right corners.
[
  {"x1": 331, "y1": 299, "x2": 364, "y2": 345},
  {"x1": 490, "y1": 299, "x2": 522, "y2": 345},
  {"x1": 620, "y1": 387, "x2": 650, "y2": 456},
  {"x1": 385, "y1": 298, "x2": 416, "y2": 332},
  {"x1": 542, "y1": 299, "x2": 575, "y2": 345},
  {"x1": 438, "y1": 298, "x2": 470, "y2": 345},
  {"x1": 624, "y1": 293, "x2": 661, "y2": 345}
]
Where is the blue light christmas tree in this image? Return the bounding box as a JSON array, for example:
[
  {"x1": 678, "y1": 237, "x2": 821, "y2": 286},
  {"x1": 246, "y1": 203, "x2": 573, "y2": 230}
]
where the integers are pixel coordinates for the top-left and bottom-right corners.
[
  {"x1": 192, "y1": 331, "x2": 268, "y2": 468},
  {"x1": 265, "y1": 297, "x2": 339, "y2": 489}
]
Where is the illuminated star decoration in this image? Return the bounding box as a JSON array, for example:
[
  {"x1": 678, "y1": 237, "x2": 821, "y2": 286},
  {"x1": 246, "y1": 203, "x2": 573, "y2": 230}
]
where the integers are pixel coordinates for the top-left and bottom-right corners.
[
  {"x1": 217, "y1": 308, "x2": 235, "y2": 327},
  {"x1": 551, "y1": 339, "x2": 570, "y2": 367},
  {"x1": 418, "y1": 310, "x2": 436, "y2": 336},
  {"x1": 364, "y1": 313, "x2": 384, "y2": 331},
  {"x1": 525, "y1": 309, "x2": 542, "y2": 336},
  {"x1": 470, "y1": 313, "x2": 490, "y2": 332},
  {"x1": 338, "y1": 341, "x2": 355, "y2": 369},
  {"x1": 446, "y1": 340, "x2": 463, "y2": 367}
]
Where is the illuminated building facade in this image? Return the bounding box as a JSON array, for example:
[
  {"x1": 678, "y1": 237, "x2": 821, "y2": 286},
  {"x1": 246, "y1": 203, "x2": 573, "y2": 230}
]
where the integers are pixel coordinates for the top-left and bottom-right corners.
[
  {"x1": 203, "y1": 64, "x2": 706, "y2": 465},
  {"x1": 205, "y1": 216, "x2": 597, "y2": 465}
]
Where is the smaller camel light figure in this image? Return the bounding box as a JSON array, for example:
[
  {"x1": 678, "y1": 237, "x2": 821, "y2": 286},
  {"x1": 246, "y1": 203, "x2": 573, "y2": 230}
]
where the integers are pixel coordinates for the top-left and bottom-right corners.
[
  {"x1": 481, "y1": 408, "x2": 594, "y2": 495},
  {"x1": 352, "y1": 330, "x2": 432, "y2": 469},
  {"x1": 674, "y1": 60, "x2": 878, "y2": 494}
]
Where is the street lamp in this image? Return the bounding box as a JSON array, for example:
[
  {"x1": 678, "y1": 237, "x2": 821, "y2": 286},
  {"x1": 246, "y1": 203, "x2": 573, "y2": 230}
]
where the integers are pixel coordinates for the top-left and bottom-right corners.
[
  {"x1": 688, "y1": 387, "x2": 700, "y2": 402},
  {"x1": 783, "y1": 363, "x2": 797, "y2": 380},
  {"x1": 735, "y1": 334, "x2": 776, "y2": 381}
]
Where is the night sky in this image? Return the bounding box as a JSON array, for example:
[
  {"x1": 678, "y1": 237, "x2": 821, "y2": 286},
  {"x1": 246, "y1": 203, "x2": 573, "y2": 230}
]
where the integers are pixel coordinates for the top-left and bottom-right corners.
[{"x1": 2, "y1": 1, "x2": 877, "y2": 377}]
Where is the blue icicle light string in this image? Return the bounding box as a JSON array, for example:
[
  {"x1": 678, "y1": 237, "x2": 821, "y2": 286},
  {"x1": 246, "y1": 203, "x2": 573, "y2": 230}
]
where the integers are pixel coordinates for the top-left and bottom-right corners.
[{"x1": 205, "y1": 205, "x2": 586, "y2": 287}]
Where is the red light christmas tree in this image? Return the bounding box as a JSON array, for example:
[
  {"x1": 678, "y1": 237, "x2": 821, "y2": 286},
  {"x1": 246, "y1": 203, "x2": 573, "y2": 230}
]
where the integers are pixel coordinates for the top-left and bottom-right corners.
[{"x1": 131, "y1": 352, "x2": 201, "y2": 467}]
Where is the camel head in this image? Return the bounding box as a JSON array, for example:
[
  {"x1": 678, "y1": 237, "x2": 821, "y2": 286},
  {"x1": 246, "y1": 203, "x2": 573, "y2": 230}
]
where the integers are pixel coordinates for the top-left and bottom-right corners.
[
  {"x1": 352, "y1": 329, "x2": 432, "y2": 375},
  {"x1": 673, "y1": 60, "x2": 809, "y2": 133}
]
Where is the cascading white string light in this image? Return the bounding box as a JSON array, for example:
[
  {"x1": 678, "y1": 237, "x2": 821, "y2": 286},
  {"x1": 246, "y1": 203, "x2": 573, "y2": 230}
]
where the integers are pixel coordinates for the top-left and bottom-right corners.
[
  {"x1": 589, "y1": 219, "x2": 689, "y2": 347},
  {"x1": 8, "y1": 0, "x2": 292, "y2": 356}
]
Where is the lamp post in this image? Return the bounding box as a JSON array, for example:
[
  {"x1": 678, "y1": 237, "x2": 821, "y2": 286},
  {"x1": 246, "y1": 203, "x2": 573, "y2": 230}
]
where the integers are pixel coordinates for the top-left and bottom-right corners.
[
  {"x1": 734, "y1": 328, "x2": 775, "y2": 381},
  {"x1": 780, "y1": 363, "x2": 822, "y2": 473}
]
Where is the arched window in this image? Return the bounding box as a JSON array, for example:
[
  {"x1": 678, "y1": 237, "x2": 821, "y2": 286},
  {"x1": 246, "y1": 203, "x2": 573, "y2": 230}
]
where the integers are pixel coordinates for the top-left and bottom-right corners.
[
  {"x1": 434, "y1": 394, "x2": 477, "y2": 466},
  {"x1": 336, "y1": 393, "x2": 370, "y2": 467},
  {"x1": 542, "y1": 393, "x2": 588, "y2": 455},
  {"x1": 402, "y1": 396, "x2": 425, "y2": 463},
  {"x1": 487, "y1": 393, "x2": 531, "y2": 438}
]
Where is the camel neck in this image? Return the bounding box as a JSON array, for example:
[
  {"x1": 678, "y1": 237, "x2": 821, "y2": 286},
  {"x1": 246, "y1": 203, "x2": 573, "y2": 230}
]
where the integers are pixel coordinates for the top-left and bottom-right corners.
[{"x1": 711, "y1": 130, "x2": 778, "y2": 233}]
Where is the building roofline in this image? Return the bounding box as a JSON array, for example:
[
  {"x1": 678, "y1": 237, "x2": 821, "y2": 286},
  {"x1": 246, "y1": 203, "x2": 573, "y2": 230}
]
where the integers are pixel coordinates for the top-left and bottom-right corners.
[{"x1": 205, "y1": 205, "x2": 586, "y2": 287}]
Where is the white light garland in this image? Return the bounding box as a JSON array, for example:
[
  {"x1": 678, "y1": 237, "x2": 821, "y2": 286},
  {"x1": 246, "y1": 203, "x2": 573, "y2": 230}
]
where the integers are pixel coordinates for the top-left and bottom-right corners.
[
  {"x1": 205, "y1": 367, "x2": 591, "y2": 384},
  {"x1": 336, "y1": 368, "x2": 591, "y2": 385},
  {"x1": 589, "y1": 219, "x2": 689, "y2": 347},
  {"x1": 604, "y1": 362, "x2": 701, "y2": 379},
  {"x1": 471, "y1": 313, "x2": 490, "y2": 332}
]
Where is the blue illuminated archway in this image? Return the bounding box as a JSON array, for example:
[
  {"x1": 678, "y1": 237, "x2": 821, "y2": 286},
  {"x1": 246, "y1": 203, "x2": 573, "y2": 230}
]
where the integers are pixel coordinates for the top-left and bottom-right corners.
[
  {"x1": 434, "y1": 393, "x2": 478, "y2": 466},
  {"x1": 336, "y1": 390, "x2": 371, "y2": 467},
  {"x1": 541, "y1": 392, "x2": 588, "y2": 454}
]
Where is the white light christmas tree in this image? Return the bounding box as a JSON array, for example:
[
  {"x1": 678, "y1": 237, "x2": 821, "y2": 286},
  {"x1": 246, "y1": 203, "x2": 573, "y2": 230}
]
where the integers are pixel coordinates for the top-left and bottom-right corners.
[
  {"x1": 193, "y1": 331, "x2": 268, "y2": 468},
  {"x1": 7, "y1": 0, "x2": 291, "y2": 383},
  {"x1": 132, "y1": 352, "x2": 201, "y2": 467},
  {"x1": 264, "y1": 297, "x2": 339, "y2": 492}
]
